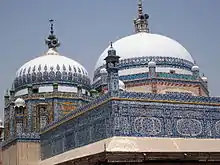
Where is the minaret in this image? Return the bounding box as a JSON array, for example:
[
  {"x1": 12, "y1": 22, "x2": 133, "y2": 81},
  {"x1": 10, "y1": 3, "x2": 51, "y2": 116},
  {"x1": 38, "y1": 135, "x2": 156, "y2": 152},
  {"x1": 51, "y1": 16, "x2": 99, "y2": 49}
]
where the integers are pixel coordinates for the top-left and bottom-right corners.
[
  {"x1": 45, "y1": 19, "x2": 60, "y2": 50},
  {"x1": 133, "y1": 0, "x2": 149, "y2": 33},
  {"x1": 9, "y1": 84, "x2": 15, "y2": 99},
  {"x1": 4, "y1": 89, "x2": 9, "y2": 106},
  {"x1": 148, "y1": 61, "x2": 156, "y2": 78},
  {"x1": 104, "y1": 43, "x2": 120, "y2": 96},
  {"x1": 192, "y1": 65, "x2": 200, "y2": 80}
]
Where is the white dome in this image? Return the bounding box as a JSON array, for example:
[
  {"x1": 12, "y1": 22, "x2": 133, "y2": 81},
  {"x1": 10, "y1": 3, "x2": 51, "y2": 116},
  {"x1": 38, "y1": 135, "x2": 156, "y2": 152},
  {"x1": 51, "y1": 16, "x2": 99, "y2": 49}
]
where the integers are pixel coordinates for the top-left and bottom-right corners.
[
  {"x1": 148, "y1": 61, "x2": 156, "y2": 67},
  {"x1": 16, "y1": 48, "x2": 88, "y2": 77},
  {"x1": 14, "y1": 48, "x2": 90, "y2": 90},
  {"x1": 15, "y1": 98, "x2": 25, "y2": 107},
  {"x1": 202, "y1": 76, "x2": 208, "y2": 82},
  {"x1": 95, "y1": 32, "x2": 194, "y2": 69},
  {"x1": 191, "y1": 65, "x2": 200, "y2": 72},
  {"x1": 100, "y1": 68, "x2": 107, "y2": 74}
]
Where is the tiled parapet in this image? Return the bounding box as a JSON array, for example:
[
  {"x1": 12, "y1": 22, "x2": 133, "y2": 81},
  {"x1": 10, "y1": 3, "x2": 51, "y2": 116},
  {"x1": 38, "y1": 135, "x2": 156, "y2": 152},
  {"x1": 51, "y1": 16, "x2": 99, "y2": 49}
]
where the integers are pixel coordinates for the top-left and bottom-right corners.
[{"x1": 40, "y1": 91, "x2": 220, "y2": 160}]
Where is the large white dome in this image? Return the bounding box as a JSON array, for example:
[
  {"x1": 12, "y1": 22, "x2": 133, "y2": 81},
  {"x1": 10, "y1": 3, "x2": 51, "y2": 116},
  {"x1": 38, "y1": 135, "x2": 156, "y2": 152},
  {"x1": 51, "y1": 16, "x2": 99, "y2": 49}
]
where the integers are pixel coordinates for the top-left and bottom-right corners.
[
  {"x1": 95, "y1": 32, "x2": 194, "y2": 70},
  {"x1": 14, "y1": 48, "x2": 90, "y2": 90}
]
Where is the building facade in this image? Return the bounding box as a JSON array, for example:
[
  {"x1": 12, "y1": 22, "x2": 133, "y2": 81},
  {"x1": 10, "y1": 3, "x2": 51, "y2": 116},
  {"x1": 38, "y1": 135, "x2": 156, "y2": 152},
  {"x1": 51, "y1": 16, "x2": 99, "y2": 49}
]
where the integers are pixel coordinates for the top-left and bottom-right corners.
[{"x1": 2, "y1": 20, "x2": 92, "y2": 165}]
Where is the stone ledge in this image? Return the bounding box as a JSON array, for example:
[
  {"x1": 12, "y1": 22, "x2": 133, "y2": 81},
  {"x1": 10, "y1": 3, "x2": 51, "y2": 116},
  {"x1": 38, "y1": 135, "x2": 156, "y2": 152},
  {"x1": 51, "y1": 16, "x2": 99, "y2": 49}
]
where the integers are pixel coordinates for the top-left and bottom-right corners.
[{"x1": 40, "y1": 137, "x2": 220, "y2": 165}]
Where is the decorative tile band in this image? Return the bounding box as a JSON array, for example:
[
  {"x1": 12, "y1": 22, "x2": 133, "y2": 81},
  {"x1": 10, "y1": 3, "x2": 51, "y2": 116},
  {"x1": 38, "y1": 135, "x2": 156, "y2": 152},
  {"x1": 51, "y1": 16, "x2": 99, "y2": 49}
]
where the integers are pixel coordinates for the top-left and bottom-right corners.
[
  {"x1": 94, "y1": 56, "x2": 194, "y2": 81},
  {"x1": 40, "y1": 97, "x2": 220, "y2": 160},
  {"x1": 41, "y1": 91, "x2": 220, "y2": 134},
  {"x1": 2, "y1": 132, "x2": 40, "y2": 148},
  {"x1": 14, "y1": 70, "x2": 91, "y2": 91},
  {"x1": 93, "y1": 72, "x2": 199, "y2": 89}
]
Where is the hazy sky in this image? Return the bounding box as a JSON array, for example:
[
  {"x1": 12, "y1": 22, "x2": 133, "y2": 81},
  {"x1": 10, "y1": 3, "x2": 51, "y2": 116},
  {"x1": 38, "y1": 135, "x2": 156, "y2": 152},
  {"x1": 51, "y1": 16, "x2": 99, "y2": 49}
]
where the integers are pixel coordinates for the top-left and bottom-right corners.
[{"x1": 0, "y1": 0, "x2": 220, "y2": 118}]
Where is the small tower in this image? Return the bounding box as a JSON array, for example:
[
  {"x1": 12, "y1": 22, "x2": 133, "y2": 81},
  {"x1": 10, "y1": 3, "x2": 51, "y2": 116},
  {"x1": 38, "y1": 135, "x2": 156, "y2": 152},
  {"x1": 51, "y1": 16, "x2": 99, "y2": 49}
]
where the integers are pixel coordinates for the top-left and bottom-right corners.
[
  {"x1": 148, "y1": 61, "x2": 156, "y2": 78},
  {"x1": 4, "y1": 89, "x2": 9, "y2": 106},
  {"x1": 14, "y1": 98, "x2": 26, "y2": 135},
  {"x1": 104, "y1": 43, "x2": 120, "y2": 96},
  {"x1": 9, "y1": 84, "x2": 15, "y2": 99},
  {"x1": 134, "y1": 0, "x2": 150, "y2": 33},
  {"x1": 192, "y1": 65, "x2": 200, "y2": 80},
  {"x1": 201, "y1": 73, "x2": 208, "y2": 87}
]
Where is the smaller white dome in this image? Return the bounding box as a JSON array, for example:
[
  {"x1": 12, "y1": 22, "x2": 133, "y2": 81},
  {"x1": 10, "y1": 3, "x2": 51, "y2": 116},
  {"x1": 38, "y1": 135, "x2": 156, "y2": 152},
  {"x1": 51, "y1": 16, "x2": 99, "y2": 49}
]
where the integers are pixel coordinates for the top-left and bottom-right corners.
[
  {"x1": 119, "y1": 80, "x2": 125, "y2": 91},
  {"x1": 100, "y1": 68, "x2": 107, "y2": 74},
  {"x1": 14, "y1": 48, "x2": 90, "y2": 90},
  {"x1": 148, "y1": 61, "x2": 156, "y2": 67},
  {"x1": 192, "y1": 65, "x2": 200, "y2": 72},
  {"x1": 202, "y1": 76, "x2": 208, "y2": 82},
  {"x1": 14, "y1": 98, "x2": 25, "y2": 108}
]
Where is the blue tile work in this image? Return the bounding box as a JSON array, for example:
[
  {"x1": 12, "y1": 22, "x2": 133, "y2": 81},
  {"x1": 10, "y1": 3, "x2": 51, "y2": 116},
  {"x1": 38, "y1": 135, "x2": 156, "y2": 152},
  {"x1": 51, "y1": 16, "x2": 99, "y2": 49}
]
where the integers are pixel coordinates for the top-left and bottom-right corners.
[
  {"x1": 53, "y1": 98, "x2": 59, "y2": 121},
  {"x1": 93, "y1": 56, "x2": 194, "y2": 81},
  {"x1": 157, "y1": 72, "x2": 196, "y2": 80},
  {"x1": 112, "y1": 100, "x2": 220, "y2": 138},
  {"x1": 2, "y1": 94, "x2": 91, "y2": 149},
  {"x1": 41, "y1": 100, "x2": 113, "y2": 159},
  {"x1": 93, "y1": 72, "x2": 200, "y2": 90},
  {"x1": 120, "y1": 73, "x2": 148, "y2": 81},
  {"x1": 40, "y1": 91, "x2": 220, "y2": 160},
  {"x1": 9, "y1": 104, "x2": 14, "y2": 136},
  {"x1": 118, "y1": 92, "x2": 219, "y2": 103},
  {"x1": 42, "y1": 93, "x2": 111, "y2": 130},
  {"x1": 14, "y1": 64, "x2": 91, "y2": 91},
  {"x1": 92, "y1": 56, "x2": 207, "y2": 94},
  {"x1": 2, "y1": 132, "x2": 40, "y2": 148},
  {"x1": 27, "y1": 100, "x2": 33, "y2": 132},
  {"x1": 25, "y1": 97, "x2": 89, "y2": 123}
]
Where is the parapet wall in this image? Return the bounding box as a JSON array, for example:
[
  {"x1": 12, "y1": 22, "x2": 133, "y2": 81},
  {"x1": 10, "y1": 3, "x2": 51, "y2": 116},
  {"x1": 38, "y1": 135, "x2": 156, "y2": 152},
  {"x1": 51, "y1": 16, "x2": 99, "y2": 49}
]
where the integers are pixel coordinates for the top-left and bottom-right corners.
[{"x1": 40, "y1": 91, "x2": 220, "y2": 160}]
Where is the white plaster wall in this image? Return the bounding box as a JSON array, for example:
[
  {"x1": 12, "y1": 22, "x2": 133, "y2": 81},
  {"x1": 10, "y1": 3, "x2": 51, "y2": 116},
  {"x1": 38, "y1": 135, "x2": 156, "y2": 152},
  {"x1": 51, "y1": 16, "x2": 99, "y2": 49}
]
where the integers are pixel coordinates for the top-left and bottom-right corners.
[
  {"x1": 58, "y1": 86, "x2": 77, "y2": 93},
  {"x1": 15, "y1": 88, "x2": 28, "y2": 97},
  {"x1": 39, "y1": 86, "x2": 53, "y2": 93}
]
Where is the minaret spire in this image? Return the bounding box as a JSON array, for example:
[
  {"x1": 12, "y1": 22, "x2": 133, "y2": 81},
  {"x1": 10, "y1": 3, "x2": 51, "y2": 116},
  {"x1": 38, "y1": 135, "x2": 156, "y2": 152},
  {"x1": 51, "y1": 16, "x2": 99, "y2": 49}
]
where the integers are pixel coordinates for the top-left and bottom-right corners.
[
  {"x1": 49, "y1": 19, "x2": 54, "y2": 35},
  {"x1": 45, "y1": 19, "x2": 60, "y2": 49},
  {"x1": 134, "y1": 0, "x2": 149, "y2": 33},
  {"x1": 138, "y1": 0, "x2": 143, "y2": 16}
]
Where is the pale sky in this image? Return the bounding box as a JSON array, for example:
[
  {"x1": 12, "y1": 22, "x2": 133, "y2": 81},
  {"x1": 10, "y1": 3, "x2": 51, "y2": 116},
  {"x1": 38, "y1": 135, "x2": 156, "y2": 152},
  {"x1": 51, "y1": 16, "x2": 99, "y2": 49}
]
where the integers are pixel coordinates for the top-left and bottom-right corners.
[{"x1": 0, "y1": 0, "x2": 220, "y2": 118}]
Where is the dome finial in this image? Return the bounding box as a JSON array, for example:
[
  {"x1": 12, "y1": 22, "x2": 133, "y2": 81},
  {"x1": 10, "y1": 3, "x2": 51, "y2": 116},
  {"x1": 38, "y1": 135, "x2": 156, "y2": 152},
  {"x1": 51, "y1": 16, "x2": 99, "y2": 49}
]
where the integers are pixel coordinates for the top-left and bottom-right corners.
[
  {"x1": 108, "y1": 41, "x2": 116, "y2": 56},
  {"x1": 134, "y1": 0, "x2": 149, "y2": 33},
  {"x1": 138, "y1": 0, "x2": 143, "y2": 16},
  {"x1": 4, "y1": 89, "x2": 9, "y2": 97},
  {"x1": 110, "y1": 41, "x2": 113, "y2": 48},
  {"x1": 45, "y1": 19, "x2": 60, "y2": 50},
  {"x1": 49, "y1": 19, "x2": 54, "y2": 35}
]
